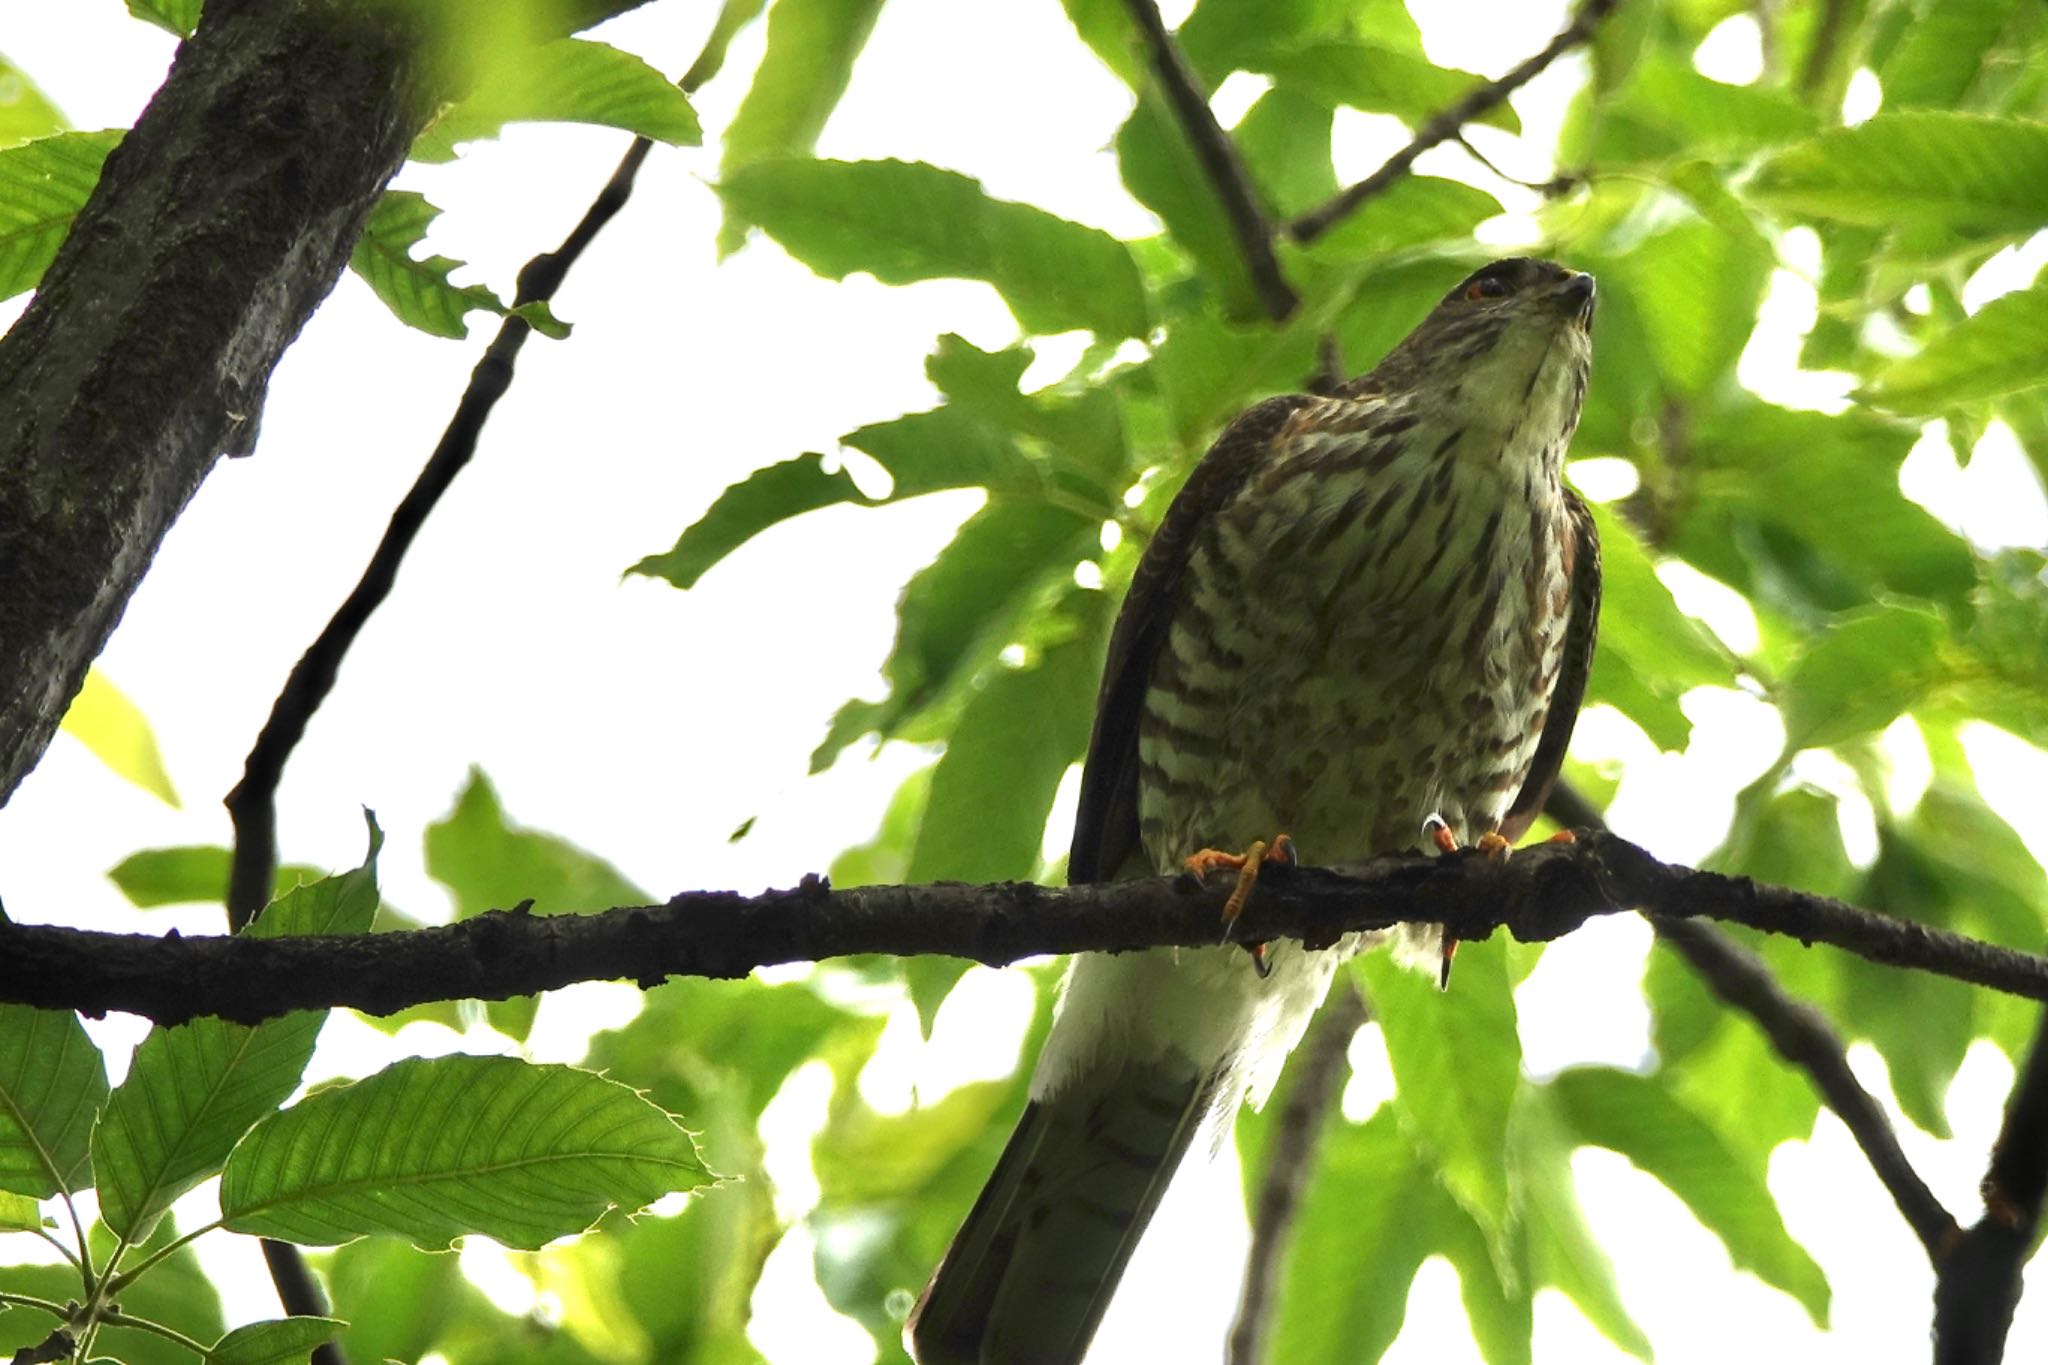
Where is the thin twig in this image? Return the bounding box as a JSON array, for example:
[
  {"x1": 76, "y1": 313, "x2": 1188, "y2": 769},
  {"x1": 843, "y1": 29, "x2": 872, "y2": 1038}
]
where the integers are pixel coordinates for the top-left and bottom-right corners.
[
  {"x1": 1227, "y1": 982, "x2": 1370, "y2": 1365},
  {"x1": 1800, "y1": 0, "x2": 1851, "y2": 98},
  {"x1": 1544, "y1": 785, "x2": 1959, "y2": 1260},
  {"x1": 1933, "y1": 1004, "x2": 2048, "y2": 1363},
  {"x1": 1288, "y1": 0, "x2": 1623, "y2": 244},
  {"x1": 13, "y1": 831, "x2": 2048, "y2": 1026},
  {"x1": 222, "y1": 135, "x2": 655, "y2": 928},
  {"x1": 1121, "y1": 0, "x2": 1298, "y2": 321}
]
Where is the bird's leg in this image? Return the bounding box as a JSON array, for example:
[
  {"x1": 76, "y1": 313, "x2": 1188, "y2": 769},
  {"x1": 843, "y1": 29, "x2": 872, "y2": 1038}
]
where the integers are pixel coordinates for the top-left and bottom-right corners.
[
  {"x1": 1185, "y1": 834, "x2": 1293, "y2": 978},
  {"x1": 1420, "y1": 815, "x2": 1515, "y2": 989}
]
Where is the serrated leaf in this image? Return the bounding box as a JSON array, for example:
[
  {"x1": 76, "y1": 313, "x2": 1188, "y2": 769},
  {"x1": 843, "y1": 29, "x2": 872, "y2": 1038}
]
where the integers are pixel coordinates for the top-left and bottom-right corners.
[
  {"x1": 207, "y1": 1317, "x2": 345, "y2": 1365},
  {"x1": 0, "y1": 1006, "x2": 107, "y2": 1198},
  {"x1": 425, "y1": 769, "x2": 644, "y2": 1040},
  {"x1": 347, "y1": 190, "x2": 507, "y2": 339},
  {"x1": 412, "y1": 38, "x2": 700, "y2": 162},
  {"x1": 716, "y1": 0, "x2": 885, "y2": 252},
  {"x1": 126, "y1": 0, "x2": 200, "y2": 36},
  {"x1": 631, "y1": 453, "x2": 863, "y2": 588},
  {"x1": 1781, "y1": 605, "x2": 1947, "y2": 749},
  {"x1": 1862, "y1": 278, "x2": 2048, "y2": 414},
  {"x1": 94, "y1": 823, "x2": 383, "y2": 1240},
  {"x1": 0, "y1": 129, "x2": 118, "y2": 302},
  {"x1": 220, "y1": 1056, "x2": 710, "y2": 1250},
  {"x1": 1750, "y1": 113, "x2": 2048, "y2": 238},
  {"x1": 1552, "y1": 1065, "x2": 1829, "y2": 1322},
  {"x1": 0, "y1": 57, "x2": 66, "y2": 149},
  {"x1": 720, "y1": 158, "x2": 1149, "y2": 337},
  {"x1": 1357, "y1": 936, "x2": 1521, "y2": 1258},
  {"x1": 57, "y1": 667, "x2": 179, "y2": 806}
]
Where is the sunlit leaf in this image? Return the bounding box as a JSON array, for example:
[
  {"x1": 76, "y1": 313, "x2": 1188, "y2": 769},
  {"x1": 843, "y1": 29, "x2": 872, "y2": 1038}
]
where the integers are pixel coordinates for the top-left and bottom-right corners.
[
  {"x1": 0, "y1": 57, "x2": 66, "y2": 149},
  {"x1": 347, "y1": 190, "x2": 507, "y2": 339},
  {"x1": 1518, "y1": 1088, "x2": 1653, "y2": 1360},
  {"x1": 1862, "y1": 278, "x2": 2048, "y2": 414},
  {"x1": 1750, "y1": 112, "x2": 2048, "y2": 239},
  {"x1": 1878, "y1": 0, "x2": 2014, "y2": 110},
  {"x1": 208, "y1": 1317, "x2": 346, "y2": 1365},
  {"x1": 1251, "y1": 38, "x2": 1518, "y2": 132},
  {"x1": 106, "y1": 845, "x2": 325, "y2": 910},
  {"x1": 1780, "y1": 604, "x2": 1947, "y2": 749},
  {"x1": 0, "y1": 1006, "x2": 106, "y2": 1198},
  {"x1": 719, "y1": 158, "x2": 1149, "y2": 337},
  {"x1": 413, "y1": 38, "x2": 700, "y2": 161},
  {"x1": 220, "y1": 1056, "x2": 711, "y2": 1250},
  {"x1": 0, "y1": 129, "x2": 118, "y2": 303},
  {"x1": 0, "y1": 1220, "x2": 222, "y2": 1364},
  {"x1": 57, "y1": 666, "x2": 179, "y2": 806},
  {"x1": 125, "y1": 0, "x2": 201, "y2": 37}
]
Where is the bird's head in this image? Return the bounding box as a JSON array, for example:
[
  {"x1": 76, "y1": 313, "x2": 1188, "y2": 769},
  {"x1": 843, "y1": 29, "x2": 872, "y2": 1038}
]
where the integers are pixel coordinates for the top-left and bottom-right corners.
[{"x1": 1360, "y1": 258, "x2": 1595, "y2": 443}]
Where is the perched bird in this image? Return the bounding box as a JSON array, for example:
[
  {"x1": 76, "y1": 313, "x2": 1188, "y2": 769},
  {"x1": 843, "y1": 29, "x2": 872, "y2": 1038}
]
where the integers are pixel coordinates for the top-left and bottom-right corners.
[{"x1": 907, "y1": 256, "x2": 1603, "y2": 1365}]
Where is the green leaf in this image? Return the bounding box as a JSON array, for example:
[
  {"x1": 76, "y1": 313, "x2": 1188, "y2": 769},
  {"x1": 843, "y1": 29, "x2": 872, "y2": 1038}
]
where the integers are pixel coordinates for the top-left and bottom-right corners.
[
  {"x1": 57, "y1": 667, "x2": 179, "y2": 806},
  {"x1": 347, "y1": 190, "x2": 509, "y2": 339},
  {"x1": 126, "y1": 0, "x2": 201, "y2": 37},
  {"x1": 716, "y1": 0, "x2": 885, "y2": 252},
  {"x1": 0, "y1": 1190, "x2": 43, "y2": 1230},
  {"x1": 1116, "y1": 91, "x2": 1260, "y2": 317},
  {"x1": 219, "y1": 1056, "x2": 711, "y2": 1250},
  {"x1": 631, "y1": 453, "x2": 862, "y2": 588},
  {"x1": 1233, "y1": 88, "x2": 1336, "y2": 222},
  {"x1": 324, "y1": 1236, "x2": 469, "y2": 1364},
  {"x1": 719, "y1": 158, "x2": 1149, "y2": 337},
  {"x1": 1749, "y1": 113, "x2": 2048, "y2": 238},
  {"x1": 0, "y1": 1006, "x2": 106, "y2": 1198},
  {"x1": 1357, "y1": 936, "x2": 1521, "y2": 1259},
  {"x1": 0, "y1": 57, "x2": 66, "y2": 149},
  {"x1": 0, "y1": 1220, "x2": 223, "y2": 1364},
  {"x1": 425, "y1": 769, "x2": 645, "y2": 1039},
  {"x1": 1250, "y1": 39, "x2": 1518, "y2": 132},
  {"x1": 1780, "y1": 605, "x2": 1947, "y2": 749},
  {"x1": 208, "y1": 1317, "x2": 346, "y2": 1365},
  {"x1": 1604, "y1": 218, "x2": 1771, "y2": 396},
  {"x1": 94, "y1": 824, "x2": 383, "y2": 1240},
  {"x1": 1518, "y1": 1088, "x2": 1653, "y2": 1360},
  {"x1": 1878, "y1": 0, "x2": 2014, "y2": 110},
  {"x1": 1552, "y1": 1066, "x2": 1829, "y2": 1322},
  {"x1": 1298, "y1": 176, "x2": 1502, "y2": 266},
  {"x1": 1863, "y1": 278, "x2": 2048, "y2": 414},
  {"x1": 0, "y1": 129, "x2": 119, "y2": 303},
  {"x1": 1573, "y1": 55, "x2": 1815, "y2": 165},
  {"x1": 412, "y1": 38, "x2": 700, "y2": 162},
  {"x1": 107, "y1": 845, "x2": 326, "y2": 910},
  {"x1": 1589, "y1": 501, "x2": 1737, "y2": 687}
]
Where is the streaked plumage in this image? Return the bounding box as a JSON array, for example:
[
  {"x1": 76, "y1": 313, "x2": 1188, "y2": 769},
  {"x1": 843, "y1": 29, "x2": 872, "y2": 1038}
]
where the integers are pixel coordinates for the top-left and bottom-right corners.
[{"x1": 909, "y1": 257, "x2": 1602, "y2": 1365}]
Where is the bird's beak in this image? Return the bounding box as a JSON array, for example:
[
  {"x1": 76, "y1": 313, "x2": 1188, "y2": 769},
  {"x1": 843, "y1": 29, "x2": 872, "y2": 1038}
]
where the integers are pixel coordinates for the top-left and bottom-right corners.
[{"x1": 1555, "y1": 271, "x2": 1597, "y2": 330}]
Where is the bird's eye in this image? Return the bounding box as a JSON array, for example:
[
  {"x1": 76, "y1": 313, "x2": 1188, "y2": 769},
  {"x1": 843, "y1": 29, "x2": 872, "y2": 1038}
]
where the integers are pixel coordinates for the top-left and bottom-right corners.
[{"x1": 1466, "y1": 276, "x2": 1509, "y2": 302}]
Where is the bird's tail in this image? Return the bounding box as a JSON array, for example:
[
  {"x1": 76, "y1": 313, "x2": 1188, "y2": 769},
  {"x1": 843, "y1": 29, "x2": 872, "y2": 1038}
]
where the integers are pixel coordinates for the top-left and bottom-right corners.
[{"x1": 906, "y1": 1056, "x2": 1218, "y2": 1365}]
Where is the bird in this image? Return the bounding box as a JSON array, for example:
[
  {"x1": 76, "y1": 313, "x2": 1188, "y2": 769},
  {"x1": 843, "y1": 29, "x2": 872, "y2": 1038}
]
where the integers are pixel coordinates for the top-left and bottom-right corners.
[{"x1": 906, "y1": 256, "x2": 1603, "y2": 1365}]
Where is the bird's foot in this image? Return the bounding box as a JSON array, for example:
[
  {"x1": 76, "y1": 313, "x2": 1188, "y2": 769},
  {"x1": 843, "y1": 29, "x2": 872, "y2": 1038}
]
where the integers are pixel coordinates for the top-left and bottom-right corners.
[
  {"x1": 1185, "y1": 834, "x2": 1293, "y2": 978},
  {"x1": 1419, "y1": 816, "x2": 1514, "y2": 990}
]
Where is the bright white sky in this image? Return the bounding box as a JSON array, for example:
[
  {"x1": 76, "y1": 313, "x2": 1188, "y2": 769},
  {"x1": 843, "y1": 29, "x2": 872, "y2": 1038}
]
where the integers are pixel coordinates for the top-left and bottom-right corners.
[{"x1": 5, "y1": 2, "x2": 2048, "y2": 1363}]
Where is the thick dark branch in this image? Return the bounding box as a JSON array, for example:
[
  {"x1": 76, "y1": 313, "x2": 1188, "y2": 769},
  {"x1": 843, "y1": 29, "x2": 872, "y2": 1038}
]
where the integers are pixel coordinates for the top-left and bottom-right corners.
[
  {"x1": 1287, "y1": 0, "x2": 1621, "y2": 244},
  {"x1": 1653, "y1": 916, "x2": 1958, "y2": 1257},
  {"x1": 1934, "y1": 1005, "x2": 2048, "y2": 1364},
  {"x1": 0, "y1": 0, "x2": 651, "y2": 805},
  {"x1": 1122, "y1": 0, "x2": 1298, "y2": 322},
  {"x1": 1227, "y1": 983, "x2": 1369, "y2": 1365},
  {"x1": 10, "y1": 832, "x2": 2048, "y2": 1027},
  {"x1": 224, "y1": 136, "x2": 654, "y2": 926}
]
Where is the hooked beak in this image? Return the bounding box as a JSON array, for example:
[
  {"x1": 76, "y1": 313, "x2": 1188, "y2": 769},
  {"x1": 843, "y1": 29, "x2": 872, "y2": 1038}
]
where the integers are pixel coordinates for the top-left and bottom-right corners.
[{"x1": 1554, "y1": 271, "x2": 1597, "y2": 330}]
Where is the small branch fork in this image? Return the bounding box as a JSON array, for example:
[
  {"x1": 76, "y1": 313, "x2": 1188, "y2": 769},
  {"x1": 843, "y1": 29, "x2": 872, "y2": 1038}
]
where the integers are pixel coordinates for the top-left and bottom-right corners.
[{"x1": 9, "y1": 831, "x2": 2048, "y2": 1027}]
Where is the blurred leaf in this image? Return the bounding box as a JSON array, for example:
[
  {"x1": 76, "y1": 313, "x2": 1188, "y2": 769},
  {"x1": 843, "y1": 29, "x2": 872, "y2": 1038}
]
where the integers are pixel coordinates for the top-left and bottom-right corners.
[
  {"x1": 1358, "y1": 937, "x2": 1521, "y2": 1260},
  {"x1": 1878, "y1": 0, "x2": 2015, "y2": 110},
  {"x1": 325, "y1": 1236, "x2": 467, "y2": 1365},
  {"x1": 829, "y1": 764, "x2": 935, "y2": 890},
  {"x1": 1059, "y1": 0, "x2": 1140, "y2": 84},
  {"x1": 1589, "y1": 501, "x2": 1736, "y2": 684},
  {"x1": 0, "y1": 1191, "x2": 41, "y2": 1230},
  {"x1": 1300, "y1": 176, "x2": 1503, "y2": 267},
  {"x1": 1251, "y1": 39, "x2": 1519, "y2": 131},
  {"x1": 221, "y1": 1056, "x2": 710, "y2": 1250},
  {"x1": 1235, "y1": 87, "x2": 1337, "y2": 222},
  {"x1": 94, "y1": 823, "x2": 382, "y2": 1241},
  {"x1": 0, "y1": 129, "x2": 118, "y2": 303},
  {"x1": 208, "y1": 1317, "x2": 345, "y2": 1365},
  {"x1": 721, "y1": 158, "x2": 1149, "y2": 337},
  {"x1": 1116, "y1": 91, "x2": 1261, "y2": 317},
  {"x1": 1570, "y1": 55, "x2": 1814, "y2": 165},
  {"x1": 0, "y1": 1006, "x2": 105, "y2": 1198},
  {"x1": 0, "y1": 1220, "x2": 223, "y2": 1364},
  {"x1": 1750, "y1": 112, "x2": 2048, "y2": 240},
  {"x1": 412, "y1": 38, "x2": 700, "y2": 161},
  {"x1": 57, "y1": 666, "x2": 179, "y2": 806},
  {"x1": 1780, "y1": 604, "x2": 1947, "y2": 750},
  {"x1": 425, "y1": 769, "x2": 644, "y2": 1040},
  {"x1": 1151, "y1": 304, "x2": 1321, "y2": 447},
  {"x1": 106, "y1": 845, "x2": 323, "y2": 910},
  {"x1": 1551, "y1": 1066, "x2": 1829, "y2": 1322},
  {"x1": 1606, "y1": 219, "x2": 1771, "y2": 396},
  {"x1": 1178, "y1": 0, "x2": 1397, "y2": 80},
  {"x1": 813, "y1": 500, "x2": 1097, "y2": 770},
  {"x1": 1862, "y1": 277, "x2": 2048, "y2": 414},
  {"x1": 126, "y1": 0, "x2": 200, "y2": 36},
  {"x1": 1517, "y1": 1087, "x2": 1653, "y2": 1360},
  {"x1": 0, "y1": 57, "x2": 65, "y2": 148},
  {"x1": 716, "y1": 0, "x2": 885, "y2": 252},
  {"x1": 347, "y1": 190, "x2": 508, "y2": 339}
]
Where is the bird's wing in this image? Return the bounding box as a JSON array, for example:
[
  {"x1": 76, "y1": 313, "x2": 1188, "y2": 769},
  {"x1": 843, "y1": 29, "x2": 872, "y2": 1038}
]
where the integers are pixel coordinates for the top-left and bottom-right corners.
[
  {"x1": 1067, "y1": 393, "x2": 1317, "y2": 884},
  {"x1": 1500, "y1": 487, "x2": 1601, "y2": 842}
]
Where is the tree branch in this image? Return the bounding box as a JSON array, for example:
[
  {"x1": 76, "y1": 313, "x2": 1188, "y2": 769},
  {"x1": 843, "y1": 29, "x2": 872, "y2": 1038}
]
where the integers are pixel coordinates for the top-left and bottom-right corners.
[
  {"x1": 1227, "y1": 981, "x2": 1369, "y2": 1365},
  {"x1": 1287, "y1": 0, "x2": 1622, "y2": 245},
  {"x1": 11, "y1": 832, "x2": 2048, "y2": 1026},
  {"x1": 1121, "y1": 0, "x2": 1297, "y2": 322},
  {"x1": 1934, "y1": 1004, "x2": 2048, "y2": 1363},
  {"x1": 224, "y1": 135, "x2": 655, "y2": 927}
]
